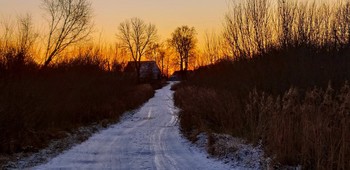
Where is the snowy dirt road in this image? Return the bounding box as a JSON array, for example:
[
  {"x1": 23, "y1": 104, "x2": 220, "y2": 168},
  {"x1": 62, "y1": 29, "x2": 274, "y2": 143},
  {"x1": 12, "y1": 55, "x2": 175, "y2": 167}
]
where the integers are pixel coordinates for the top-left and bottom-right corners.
[{"x1": 33, "y1": 82, "x2": 231, "y2": 170}]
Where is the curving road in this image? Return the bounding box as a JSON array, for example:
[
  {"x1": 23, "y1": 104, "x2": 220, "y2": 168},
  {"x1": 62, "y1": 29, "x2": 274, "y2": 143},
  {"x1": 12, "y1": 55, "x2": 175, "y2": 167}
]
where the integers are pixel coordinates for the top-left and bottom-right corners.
[{"x1": 34, "y1": 82, "x2": 231, "y2": 170}]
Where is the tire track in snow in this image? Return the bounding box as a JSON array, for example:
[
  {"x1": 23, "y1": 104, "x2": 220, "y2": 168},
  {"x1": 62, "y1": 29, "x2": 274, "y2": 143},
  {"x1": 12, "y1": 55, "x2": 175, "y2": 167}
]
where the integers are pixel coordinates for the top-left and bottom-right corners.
[{"x1": 152, "y1": 119, "x2": 178, "y2": 170}]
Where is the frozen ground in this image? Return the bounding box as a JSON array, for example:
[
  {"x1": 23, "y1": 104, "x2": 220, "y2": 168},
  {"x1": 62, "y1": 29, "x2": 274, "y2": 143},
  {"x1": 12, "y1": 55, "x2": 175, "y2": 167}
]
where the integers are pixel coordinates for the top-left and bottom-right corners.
[{"x1": 32, "y1": 82, "x2": 232, "y2": 170}]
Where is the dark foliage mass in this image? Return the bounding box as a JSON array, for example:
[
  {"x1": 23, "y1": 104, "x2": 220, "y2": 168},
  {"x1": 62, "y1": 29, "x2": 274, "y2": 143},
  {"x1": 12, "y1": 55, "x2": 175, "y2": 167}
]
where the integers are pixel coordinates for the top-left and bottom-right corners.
[{"x1": 0, "y1": 52, "x2": 155, "y2": 158}]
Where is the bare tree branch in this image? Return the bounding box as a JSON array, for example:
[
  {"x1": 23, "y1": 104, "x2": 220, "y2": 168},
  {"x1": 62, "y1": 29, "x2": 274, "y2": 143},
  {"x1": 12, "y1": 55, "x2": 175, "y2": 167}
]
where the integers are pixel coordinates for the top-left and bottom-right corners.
[{"x1": 42, "y1": 0, "x2": 94, "y2": 67}]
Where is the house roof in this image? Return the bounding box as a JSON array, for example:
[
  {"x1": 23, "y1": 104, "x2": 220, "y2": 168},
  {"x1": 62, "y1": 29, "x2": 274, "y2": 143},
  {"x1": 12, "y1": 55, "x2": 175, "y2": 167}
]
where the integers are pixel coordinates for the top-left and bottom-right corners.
[{"x1": 125, "y1": 61, "x2": 160, "y2": 73}]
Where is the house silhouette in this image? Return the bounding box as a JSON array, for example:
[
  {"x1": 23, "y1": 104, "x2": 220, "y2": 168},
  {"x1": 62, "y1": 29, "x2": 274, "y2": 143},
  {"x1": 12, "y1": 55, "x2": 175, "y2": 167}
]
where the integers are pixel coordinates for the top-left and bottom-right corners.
[{"x1": 125, "y1": 61, "x2": 161, "y2": 81}]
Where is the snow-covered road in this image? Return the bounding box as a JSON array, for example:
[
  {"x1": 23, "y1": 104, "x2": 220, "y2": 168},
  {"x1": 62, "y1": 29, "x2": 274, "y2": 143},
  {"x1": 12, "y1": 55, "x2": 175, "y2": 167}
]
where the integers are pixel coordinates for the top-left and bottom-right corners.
[{"x1": 34, "y1": 82, "x2": 231, "y2": 170}]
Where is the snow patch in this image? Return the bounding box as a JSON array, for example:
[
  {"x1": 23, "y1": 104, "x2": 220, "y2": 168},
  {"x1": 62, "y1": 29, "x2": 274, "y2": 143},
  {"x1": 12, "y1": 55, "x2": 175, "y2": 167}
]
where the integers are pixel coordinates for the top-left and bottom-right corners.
[{"x1": 192, "y1": 133, "x2": 270, "y2": 169}]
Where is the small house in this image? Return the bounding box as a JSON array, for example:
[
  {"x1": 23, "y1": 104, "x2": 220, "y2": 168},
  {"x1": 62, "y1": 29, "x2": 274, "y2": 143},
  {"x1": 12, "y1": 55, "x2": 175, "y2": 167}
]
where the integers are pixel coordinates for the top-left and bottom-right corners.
[{"x1": 125, "y1": 61, "x2": 161, "y2": 81}]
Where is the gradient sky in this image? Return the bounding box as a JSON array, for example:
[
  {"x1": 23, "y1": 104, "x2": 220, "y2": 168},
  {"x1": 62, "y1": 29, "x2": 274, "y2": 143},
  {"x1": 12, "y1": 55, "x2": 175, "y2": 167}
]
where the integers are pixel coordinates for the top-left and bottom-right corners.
[{"x1": 0, "y1": 0, "x2": 229, "y2": 46}]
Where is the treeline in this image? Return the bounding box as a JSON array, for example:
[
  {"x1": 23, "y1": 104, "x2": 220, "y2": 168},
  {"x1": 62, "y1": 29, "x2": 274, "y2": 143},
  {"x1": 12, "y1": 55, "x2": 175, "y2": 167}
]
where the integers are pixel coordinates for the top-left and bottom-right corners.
[
  {"x1": 174, "y1": 0, "x2": 350, "y2": 169},
  {"x1": 223, "y1": 0, "x2": 350, "y2": 58},
  {"x1": 203, "y1": 0, "x2": 350, "y2": 63}
]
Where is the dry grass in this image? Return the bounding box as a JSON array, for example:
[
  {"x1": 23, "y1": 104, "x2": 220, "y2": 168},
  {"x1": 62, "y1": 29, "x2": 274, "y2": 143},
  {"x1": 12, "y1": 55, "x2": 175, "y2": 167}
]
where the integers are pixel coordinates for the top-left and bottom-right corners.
[
  {"x1": 246, "y1": 84, "x2": 350, "y2": 169},
  {"x1": 174, "y1": 47, "x2": 350, "y2": 169},
  {"x1": 175, "y1": 82, "x2": 349, "y2": 169}
]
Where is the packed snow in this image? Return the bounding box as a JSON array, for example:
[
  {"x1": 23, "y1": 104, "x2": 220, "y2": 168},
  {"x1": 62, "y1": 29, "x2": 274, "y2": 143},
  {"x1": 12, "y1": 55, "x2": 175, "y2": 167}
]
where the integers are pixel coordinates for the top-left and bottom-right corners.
[{"x1": 32, "y1": 82, "x2": 232, "y2": 169}]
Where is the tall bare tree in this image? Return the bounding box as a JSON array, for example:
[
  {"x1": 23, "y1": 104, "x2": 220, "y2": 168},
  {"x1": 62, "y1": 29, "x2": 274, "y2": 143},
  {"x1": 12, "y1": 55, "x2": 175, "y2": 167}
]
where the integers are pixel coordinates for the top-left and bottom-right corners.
[
  {"x1": 224, "y1": 0, "x2": 271, "y2": 58},
  {"x1": 278, "y1": 0, "x2": 297, "y2": 48},
  {"x1": 0, "y1": 17, "x2": 15, "y2": 52},
  {"x1": 42, "y1": 0, "x2": 94, "y2": 67},
  {"x1": 248, "y1": 0, "x2": 270, "y2": 54},
  {"x1": 16, "y1": 14, "x2": 38, "y2": 55},
  {"x1": 169, "y1": 26, "x2": 196, "y2": 72},
  {"x1": 117, "y1": 17, "x2": 157, "y2": 82},
  {"x1": 145, "y1": 42, "x2": 166, "y2": 76},
  {"x1": 0, "y1": 15, "x2": 37, "y2": 70},
  {"x1": 204, "y1": 31, "x2": 222, "y2": 64}
]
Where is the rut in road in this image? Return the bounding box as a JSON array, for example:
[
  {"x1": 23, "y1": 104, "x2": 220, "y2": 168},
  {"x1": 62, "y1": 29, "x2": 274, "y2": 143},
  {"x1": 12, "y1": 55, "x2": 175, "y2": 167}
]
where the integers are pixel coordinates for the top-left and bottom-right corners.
[{"x1": 34, "y1": 82, "x2": 231, "y2": 170}]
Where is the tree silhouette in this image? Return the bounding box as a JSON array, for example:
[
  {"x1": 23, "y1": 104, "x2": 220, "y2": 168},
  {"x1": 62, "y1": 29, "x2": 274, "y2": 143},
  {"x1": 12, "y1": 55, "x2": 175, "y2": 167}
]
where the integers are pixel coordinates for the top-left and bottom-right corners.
[
  {"x1": 204, "y1": 31, "x2": 223, "y2": 64},
  {"x1": 42, "y1": 0, "x2": 94, "y2": 67},
  {"x1": 118, "y1": 18, "x2": 157, "y2": 82},
  {"x1": 169, "y1": 26, "x2": 196, "y2": 72},
  {"x1": 145, "y1": 42, "x2": 167, "y2": 76}
]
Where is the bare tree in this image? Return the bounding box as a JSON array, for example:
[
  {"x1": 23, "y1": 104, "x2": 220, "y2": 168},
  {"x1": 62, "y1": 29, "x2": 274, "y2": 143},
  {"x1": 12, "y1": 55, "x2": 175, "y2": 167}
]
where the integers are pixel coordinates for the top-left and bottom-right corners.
[
  {"x1": 42, "y1": 0, "x2": 94, "y2": 67},
  {"x1": 225, "y1": 2, "x2": 257, "y2": 58},
  {"x1": 223, "y1": 4, "x2": 245, "y2": 58},
  {"x1": 169, "y1": 26, "x2": 196, "y2": 72},
  {"x1": 145, "y1": 42, "x2": 160, "y2": 62},
  {"x1": 0, "y1": 14, "x2": 38, "y2": 71},
  {"x1": 16, "y1": 14, "x2": 38, "y2": 55},
  {"x1": 246, "y1": 0, "x2": 270, "y2": 54},
  {"x1": 117, "y1": 17, "x2": 157, "y2": 82},
  {"x1": 204, "y1": 30, "x2": 222, "y2": 64},
  {"x1": 0, "y1": 17, "x2": 16, "y2": 70},
  {"x1": 0, "y1": 17, "x2": 15, "y2": 52},
  {"x1": 145, "y1": 42, "x2": 167, "y2": 76},
  {"x1": 278, "y1": 0, "x2": 297, "y2": 48}
]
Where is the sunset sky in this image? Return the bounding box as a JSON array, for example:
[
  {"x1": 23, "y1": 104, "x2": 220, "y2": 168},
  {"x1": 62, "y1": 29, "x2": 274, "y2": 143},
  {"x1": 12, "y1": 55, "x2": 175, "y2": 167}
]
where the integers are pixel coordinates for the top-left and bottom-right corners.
[{"x1": 0, "y1": 0, "x2": 229, "y2": 46}]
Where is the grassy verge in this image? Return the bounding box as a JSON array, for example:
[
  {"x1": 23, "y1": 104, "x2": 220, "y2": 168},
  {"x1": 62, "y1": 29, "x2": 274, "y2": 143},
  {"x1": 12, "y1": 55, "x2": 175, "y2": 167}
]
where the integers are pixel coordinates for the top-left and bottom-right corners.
[{"x1": 173, "y1": 48, "x2": 350, "y2": 169}]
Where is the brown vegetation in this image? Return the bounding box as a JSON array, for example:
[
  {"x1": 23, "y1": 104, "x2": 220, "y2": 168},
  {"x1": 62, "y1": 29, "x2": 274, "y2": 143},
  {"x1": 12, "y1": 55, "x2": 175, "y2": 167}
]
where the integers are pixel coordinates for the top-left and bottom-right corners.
[
  {"x1": 175, "y1": 80, "x2": 350, "y2": 169},
  {"x1": 174, "y1": 0, "x2": 350, "y2": 169}
]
